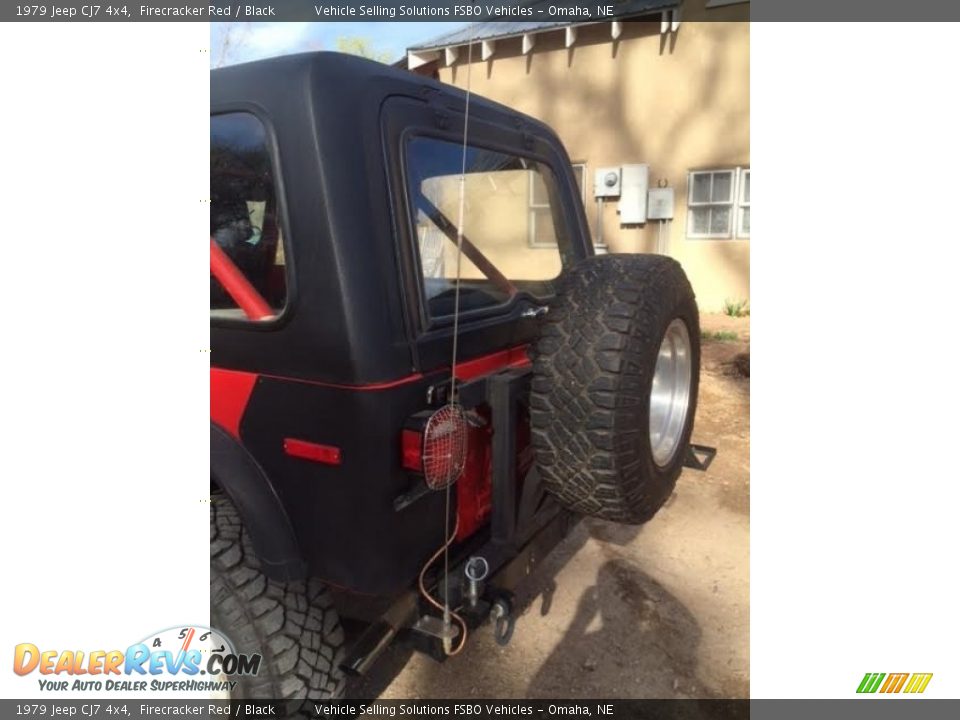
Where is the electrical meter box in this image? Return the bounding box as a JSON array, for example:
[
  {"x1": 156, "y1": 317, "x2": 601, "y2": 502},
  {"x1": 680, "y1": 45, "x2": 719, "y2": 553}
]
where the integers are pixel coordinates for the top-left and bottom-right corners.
[
  {"x1": 618, "y1": 164, "x2": 649, "y2": 224},
  {"x1": 647, "y1": 187, "x2": 675, "y2": 220},
  {"x1": 594, "y1": 167, "x2": 621, "y2": 198}
]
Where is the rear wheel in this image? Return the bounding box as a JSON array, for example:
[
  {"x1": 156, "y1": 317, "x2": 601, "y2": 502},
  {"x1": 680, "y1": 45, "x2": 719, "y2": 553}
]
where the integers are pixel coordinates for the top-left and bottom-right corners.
[
  {"x1": 530, "y1": 254, "x2": 700, "y2": 523},
  {"x1": 210, "y1": 496, "x2": 345, "y2": 704}
]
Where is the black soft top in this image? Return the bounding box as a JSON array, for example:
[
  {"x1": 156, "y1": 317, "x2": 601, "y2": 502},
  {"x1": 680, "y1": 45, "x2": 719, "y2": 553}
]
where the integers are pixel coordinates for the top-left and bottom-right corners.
[
  {"x1": 212, "y1": 50, "x2": 538, "y2": 118},
  {"x1": 211, "y1": 53, "x2": 586, "y2": 385}
]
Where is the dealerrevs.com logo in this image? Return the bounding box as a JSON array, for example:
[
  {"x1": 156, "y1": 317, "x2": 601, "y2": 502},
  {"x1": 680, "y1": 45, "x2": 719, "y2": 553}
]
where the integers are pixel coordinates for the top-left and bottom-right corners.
[{"x1": 13, "y1": 625, "x2": 261, "y2": 693}]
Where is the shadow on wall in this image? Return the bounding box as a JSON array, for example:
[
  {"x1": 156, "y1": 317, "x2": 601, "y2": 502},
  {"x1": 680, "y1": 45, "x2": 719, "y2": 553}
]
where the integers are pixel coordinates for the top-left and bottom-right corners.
[
  {"x1": 706, "y1": 239, "x2": 750, "y2": 304},
  {"x1": 448, "y1": 20, "x2": 749, "y2": 299}
]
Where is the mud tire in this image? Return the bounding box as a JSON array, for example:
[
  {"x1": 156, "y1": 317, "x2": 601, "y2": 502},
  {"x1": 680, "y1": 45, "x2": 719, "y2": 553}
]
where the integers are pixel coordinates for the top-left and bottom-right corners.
[
  {"x1": 210, "y1": 496, "x2": 345, "y2": 706},
  {"x1": 531, "y1": 255, "x2": 700, "y2": 523}
]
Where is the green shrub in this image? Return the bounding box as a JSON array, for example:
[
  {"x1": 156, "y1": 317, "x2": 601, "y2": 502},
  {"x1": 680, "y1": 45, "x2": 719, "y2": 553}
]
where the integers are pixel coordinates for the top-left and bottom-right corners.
[
  {"x1": 723, "y1": 298, "x2": 750, "y2": 317},
  {"x1": 701, "y1": 330, "x2": 738, "y2": 342}
]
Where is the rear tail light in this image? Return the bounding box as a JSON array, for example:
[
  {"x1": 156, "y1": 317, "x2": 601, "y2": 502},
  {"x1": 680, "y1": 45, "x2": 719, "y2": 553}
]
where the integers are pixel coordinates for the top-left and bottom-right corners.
[
  {"x1": 421, "y1": 405, "x2": 468, "y2": 490},
  {"x1": 401, "y1": 429, "x2": 424, "y2": 472},
  {"x1": 400, "y1": 407, "x2": 469, "y2": 491}
]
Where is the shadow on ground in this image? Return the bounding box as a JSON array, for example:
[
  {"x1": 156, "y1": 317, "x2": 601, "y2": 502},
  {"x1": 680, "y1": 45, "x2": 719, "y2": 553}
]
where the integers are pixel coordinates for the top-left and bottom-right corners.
[
  {"x1": 349, "y1": 315, "x2": 749, "y2": 699},
  {"x1": 526, "y1": 556, "x2": 707, "y2": 698},
  {"x1": 350, "y1": 520, "x2": 710, "y2": 699}
]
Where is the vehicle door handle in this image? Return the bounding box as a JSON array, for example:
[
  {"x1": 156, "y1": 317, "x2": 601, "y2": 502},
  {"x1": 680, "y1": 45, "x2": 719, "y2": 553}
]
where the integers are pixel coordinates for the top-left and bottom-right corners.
[{"x1": 520, "y1": 305, "x2": 549, "y2": 319}]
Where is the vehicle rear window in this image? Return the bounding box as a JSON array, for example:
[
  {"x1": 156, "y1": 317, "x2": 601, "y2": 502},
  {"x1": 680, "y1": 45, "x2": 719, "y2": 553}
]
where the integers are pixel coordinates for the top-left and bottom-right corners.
[
  {"x1": 405, "y1": 136, "x2": 569, "y2": 319},
  {"x1": 210, "y1": 113, "x2": 286, "y2": 321}
]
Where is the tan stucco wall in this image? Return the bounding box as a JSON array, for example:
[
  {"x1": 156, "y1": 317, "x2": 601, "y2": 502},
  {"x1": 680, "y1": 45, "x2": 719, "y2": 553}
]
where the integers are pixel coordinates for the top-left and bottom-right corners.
[{"x1": 435, "y1": 16, "x2": 750, "y2": 312}]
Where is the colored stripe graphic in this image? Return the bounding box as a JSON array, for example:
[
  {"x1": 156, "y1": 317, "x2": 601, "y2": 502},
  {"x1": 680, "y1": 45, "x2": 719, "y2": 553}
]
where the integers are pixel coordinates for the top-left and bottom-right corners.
[
  {"x1": 180, "y1": 628, "x2": 195, "y2": 653},
  {"x1": 857, "y1": 673, "x2": 885, "y2": 693},
  {"x1": 903, "y1": 674, "x2": 933, "y2": 694},
  {"x1": 858, "y1": 672, "x2": 932, "y2": 694},
  {"x1": 880, "y1": 673, "x2": 908, "y2": 693}
]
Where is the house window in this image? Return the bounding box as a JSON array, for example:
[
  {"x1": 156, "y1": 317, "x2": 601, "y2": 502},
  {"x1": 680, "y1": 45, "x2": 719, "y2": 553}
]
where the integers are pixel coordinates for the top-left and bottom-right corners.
[
  {"x1": 737, "y1": 168, "x2": 750, "y2": 238},
  {"x1": 687, "y1": 169, "x2": 736, "y2": 238},
  {"x1": 530, "y1": 163, "x2": 585, "y2": 248}
]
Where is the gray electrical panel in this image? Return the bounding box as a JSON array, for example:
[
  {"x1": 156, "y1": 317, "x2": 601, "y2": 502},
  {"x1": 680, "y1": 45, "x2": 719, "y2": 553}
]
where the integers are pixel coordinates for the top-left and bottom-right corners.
[
  {"x1": 594, "y1": 167, "x2": 621, "y2": 198},
  {"x1": 647, "y1": 187, "x2": 675, "y2": 220}
]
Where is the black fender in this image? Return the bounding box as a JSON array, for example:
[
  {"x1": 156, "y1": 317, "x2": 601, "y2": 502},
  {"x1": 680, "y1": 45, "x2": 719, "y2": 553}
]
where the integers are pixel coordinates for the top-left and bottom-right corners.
[{"x1": 210, "y1": 422, "x2": 306, "y2": 581}]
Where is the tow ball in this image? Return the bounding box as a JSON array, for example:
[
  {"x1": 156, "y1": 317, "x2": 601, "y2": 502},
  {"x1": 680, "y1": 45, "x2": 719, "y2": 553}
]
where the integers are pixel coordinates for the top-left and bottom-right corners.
[{"x1": 464, "y1": 556, "x2": 489, "y2": 608}]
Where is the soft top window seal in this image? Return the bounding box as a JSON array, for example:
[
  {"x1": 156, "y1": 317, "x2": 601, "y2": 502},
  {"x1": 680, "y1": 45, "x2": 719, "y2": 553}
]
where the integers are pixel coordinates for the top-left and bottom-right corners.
[
  {"x1": 399, "y1": 130, "x2": 574, "y2": 334},
  {"x1": 209, "y1": 107, "x2": 295, "y2": 332}
]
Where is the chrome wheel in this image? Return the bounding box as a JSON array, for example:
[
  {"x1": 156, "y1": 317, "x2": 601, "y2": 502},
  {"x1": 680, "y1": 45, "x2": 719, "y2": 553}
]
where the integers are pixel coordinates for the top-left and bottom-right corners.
[{"x1": 649, "y1": 318, "x2": 693, "y2": 467}]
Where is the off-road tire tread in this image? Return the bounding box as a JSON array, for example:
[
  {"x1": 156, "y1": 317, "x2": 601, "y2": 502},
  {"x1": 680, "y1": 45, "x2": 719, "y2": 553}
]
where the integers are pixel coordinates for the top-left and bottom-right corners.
[
  {"x1": 210, "y1": 497, "x2": 345, "y2": 712},
  {"x1": 530, "y1": 254, "x2": 699, "y2": 523}
]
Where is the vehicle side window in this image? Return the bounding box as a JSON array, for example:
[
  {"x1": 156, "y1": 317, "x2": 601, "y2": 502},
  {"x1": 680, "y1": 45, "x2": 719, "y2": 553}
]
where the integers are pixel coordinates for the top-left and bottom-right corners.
[
  {"x1": 210, "y1": 113, "x2": 286, "y2": 320},
  {"x1": 405, "y1": 136, "x2": 570, "y2": 319}
]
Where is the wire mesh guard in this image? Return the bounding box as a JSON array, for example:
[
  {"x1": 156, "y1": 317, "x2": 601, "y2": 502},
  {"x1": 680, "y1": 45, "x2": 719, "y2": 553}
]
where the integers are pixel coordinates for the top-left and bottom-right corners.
[{"x1": 422, "y1": 404, "x2": 469, "y2": 490}]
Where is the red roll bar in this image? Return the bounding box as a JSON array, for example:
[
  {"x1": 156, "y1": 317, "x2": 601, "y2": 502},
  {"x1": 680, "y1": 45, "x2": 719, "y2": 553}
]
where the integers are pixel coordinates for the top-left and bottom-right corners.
[{"x1": 210, "y1": 237, "x2": 274, "y2": 321}]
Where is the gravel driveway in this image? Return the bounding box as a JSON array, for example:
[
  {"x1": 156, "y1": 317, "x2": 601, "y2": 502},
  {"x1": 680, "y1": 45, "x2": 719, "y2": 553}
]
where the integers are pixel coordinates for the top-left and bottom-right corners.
[{"x1": 352, "y1": 314, "x2": 750, "y2": 699}]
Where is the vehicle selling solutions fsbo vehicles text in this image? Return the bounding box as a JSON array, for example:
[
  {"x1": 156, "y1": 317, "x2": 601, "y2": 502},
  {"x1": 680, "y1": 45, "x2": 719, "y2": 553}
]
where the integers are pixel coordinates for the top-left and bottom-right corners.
[
  {"x1": 313, "y1": 5, "x2": 615, "y2": 18},
  {"x1": 314, "y1": 4, "x2": 450, "y2": 16}
]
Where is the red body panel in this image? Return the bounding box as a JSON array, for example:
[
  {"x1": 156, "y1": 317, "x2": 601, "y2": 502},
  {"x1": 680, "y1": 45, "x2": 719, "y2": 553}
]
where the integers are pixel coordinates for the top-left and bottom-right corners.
[
  {"x1": 454, "y1": 346, "x2": 530, "y2": 381},
  {"x1": 456, "y1": 414, "x2": 494, "y2": 540},
  {"x1": 210, "y1": 345, "x2": 532, "y2": 541},
  {"x1": 210, "y1": 367, "x2": 258, "y2": 439}
]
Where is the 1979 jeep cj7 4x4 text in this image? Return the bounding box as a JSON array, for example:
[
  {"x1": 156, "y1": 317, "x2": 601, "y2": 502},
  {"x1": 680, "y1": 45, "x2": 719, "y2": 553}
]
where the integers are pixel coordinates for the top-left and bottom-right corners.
[{"x1": 210, "y1": 52, "x2": 710, "y2": 701}]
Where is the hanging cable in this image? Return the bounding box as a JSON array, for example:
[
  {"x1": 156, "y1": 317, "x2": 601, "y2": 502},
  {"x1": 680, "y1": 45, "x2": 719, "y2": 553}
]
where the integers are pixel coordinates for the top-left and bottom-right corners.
[
  {"x1": 432, "y1": 23, "x2": 476, "y2": 657},
  {"x1": 448, "y1": 34, "x2": 475, "y2": 405},
  {"x1": 418, "y1": 517, "x2": 468, "y2": 656}
]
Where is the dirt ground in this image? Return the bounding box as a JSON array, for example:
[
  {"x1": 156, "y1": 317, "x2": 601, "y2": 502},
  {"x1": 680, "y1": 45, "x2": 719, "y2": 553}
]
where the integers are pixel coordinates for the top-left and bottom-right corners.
[{"x1": 352, "y1": 314, "x2": 750, "y2": 699}]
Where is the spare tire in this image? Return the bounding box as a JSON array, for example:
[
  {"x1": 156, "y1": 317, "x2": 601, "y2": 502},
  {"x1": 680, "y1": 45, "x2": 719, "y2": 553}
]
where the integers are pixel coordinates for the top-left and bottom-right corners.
[{"x1": 530, "y1": 255, "x2": 700, "y2": 524}]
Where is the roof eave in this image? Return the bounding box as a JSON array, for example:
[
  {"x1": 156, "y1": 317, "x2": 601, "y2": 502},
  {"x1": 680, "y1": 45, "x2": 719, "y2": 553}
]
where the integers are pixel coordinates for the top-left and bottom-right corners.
[{"x1": 407, "y1": 9, "x2": 681, "y2": 70}]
